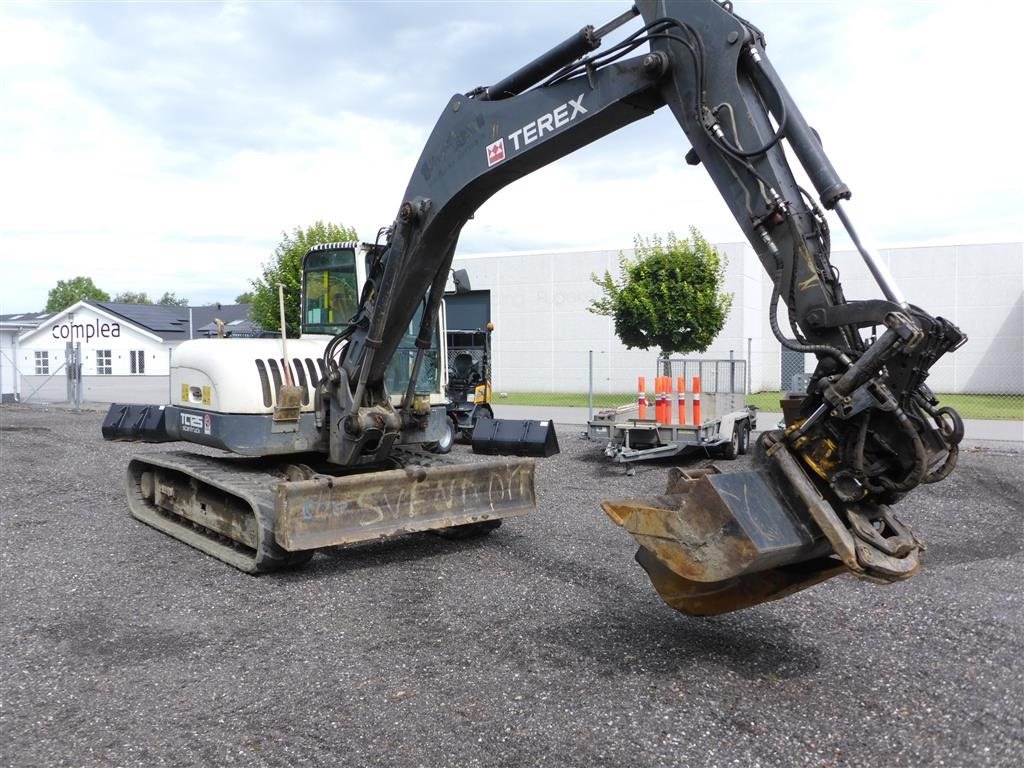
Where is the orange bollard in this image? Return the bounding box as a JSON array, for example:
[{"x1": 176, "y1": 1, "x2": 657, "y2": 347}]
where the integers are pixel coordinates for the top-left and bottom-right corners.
[
  {"x1": 677, "y1": 376, "x2": 686, "y2": 425},
  {"x1": 692, "y1": 375, "x2": 702, "y2": 425},
  {"x1": 637, "y1": 376, "x2": 647, "y2": 420},
  {"x1": 654, "y1": 376, "x2": 663, "y2": 423}
]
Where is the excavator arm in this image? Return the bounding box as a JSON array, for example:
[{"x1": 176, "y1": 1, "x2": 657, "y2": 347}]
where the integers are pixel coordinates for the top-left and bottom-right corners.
[{"x1": 323, "y1": 0, "x2": 966, "y2": 613}]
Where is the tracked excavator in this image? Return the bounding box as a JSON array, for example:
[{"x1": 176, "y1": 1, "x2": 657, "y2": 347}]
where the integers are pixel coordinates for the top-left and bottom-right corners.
[{"x1": 103, "y1": 0, "x2": 966, "y2": 616}]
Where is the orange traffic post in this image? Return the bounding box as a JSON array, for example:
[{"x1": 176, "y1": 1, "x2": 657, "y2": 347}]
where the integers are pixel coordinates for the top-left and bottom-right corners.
[
  {"x1": 692, "y1": 375, "x2": 702, "y2": 425},
  {"x1": 637, "y1": 376, "x2": 647, "y2": 420},
  {"x1": 677, "y1": 376, "x2": 686, "y2": 425},
  {"x1": 660, "y1": 376, "x2": 669, "y2": 424},
  {"x1": 654, "y1": 376, "x2": 663, "y2": 423}
]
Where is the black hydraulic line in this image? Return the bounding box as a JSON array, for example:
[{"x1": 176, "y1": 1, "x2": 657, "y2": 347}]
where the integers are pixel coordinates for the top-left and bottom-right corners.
[
  {"x1": 712, "y1": 73, "x2": 788, "y2": 159},
  {"x1": 769, "y1": 269, "x2": 850, "y2": 364},
  {"x1": 884, "y1": 406, "x2": 930, "y2": 493},
  {"x1": 543, "y1": 20, "x2": 663, "y2": 88}
]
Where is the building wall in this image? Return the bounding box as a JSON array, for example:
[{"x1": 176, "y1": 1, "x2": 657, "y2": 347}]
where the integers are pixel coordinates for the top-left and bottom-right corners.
[
  {"x1": 19, "y1": 374, "x2": 170, "y2": 405},
  {"x1": 454, "y1": 241, "x2": 1024, "y2": 396},
  {"x1": 15, "y1": 303, "x2": 175, "y2": 404},
  {"x1": 1, "y1": 330, "x2": 20, "y2": 399},
  {"x1": 809, "y1": 242, "x2": 1023, "y2": 395}
]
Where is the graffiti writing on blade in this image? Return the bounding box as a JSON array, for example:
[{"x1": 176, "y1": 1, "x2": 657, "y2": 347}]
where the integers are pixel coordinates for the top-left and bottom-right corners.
[{"x1": 300, "y1": 465, "x2": 532, "y2": 527}]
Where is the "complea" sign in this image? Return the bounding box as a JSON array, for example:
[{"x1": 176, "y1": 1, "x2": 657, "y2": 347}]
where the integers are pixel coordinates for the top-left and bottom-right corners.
[{"x1": 51, "y1": 318, "x2": 121, "y2": 341}]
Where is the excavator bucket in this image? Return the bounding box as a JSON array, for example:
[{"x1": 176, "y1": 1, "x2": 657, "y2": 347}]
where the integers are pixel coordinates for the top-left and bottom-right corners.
[{"x1": 602, "y1": 435, "x2": 922, "y2": 616}]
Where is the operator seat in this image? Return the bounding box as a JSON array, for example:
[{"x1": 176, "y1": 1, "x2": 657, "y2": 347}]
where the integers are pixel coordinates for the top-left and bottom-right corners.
[{"x1": 450, "y1": 353, "x2": 480, "y2": 386}]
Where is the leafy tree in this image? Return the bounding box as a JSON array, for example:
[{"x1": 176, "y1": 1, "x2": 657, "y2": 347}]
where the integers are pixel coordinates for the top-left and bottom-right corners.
[
  {"x1": 249, "y1": 220, "x2": 358, "y2": 337},
  {"x1": 113, "y1": 291, "x2": 152, "y2": 304},
  {"x1": 589, "y1": 228, "x2": 732, "y2": 357},
  {"x1": 157, "y1": 291, "x2": 189, "y2": 307},
  {"x1": 234, "y1": 292, "x2": 255, "y2": 305},
  {"x1": 45, "y1": 277, "x2": 110, "y2": 312}
]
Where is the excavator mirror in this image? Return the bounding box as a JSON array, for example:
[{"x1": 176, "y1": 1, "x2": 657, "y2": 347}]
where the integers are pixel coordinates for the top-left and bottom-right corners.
[{"x1": 452, "y1": 268, "x2": 472, "y2": 294}]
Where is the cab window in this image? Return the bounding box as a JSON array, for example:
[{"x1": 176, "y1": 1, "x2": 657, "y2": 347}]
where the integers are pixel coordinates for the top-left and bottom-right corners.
[{"x1": 302, "y1": 248, "x2": 359, "y2": 335}]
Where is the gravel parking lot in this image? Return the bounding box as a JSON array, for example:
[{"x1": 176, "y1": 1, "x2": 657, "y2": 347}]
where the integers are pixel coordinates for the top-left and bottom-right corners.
[{"x1": 1, "y1": 403, "x2": 1021, "y2": 768}]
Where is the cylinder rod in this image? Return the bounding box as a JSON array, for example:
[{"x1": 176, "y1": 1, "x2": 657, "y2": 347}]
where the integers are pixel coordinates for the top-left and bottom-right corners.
[
  {"x1": 833, "y1": 200, "x2": 907, "y2": 307},
  {"x1": 594, "y1": 5, "x2": 640, "y2": 40}
]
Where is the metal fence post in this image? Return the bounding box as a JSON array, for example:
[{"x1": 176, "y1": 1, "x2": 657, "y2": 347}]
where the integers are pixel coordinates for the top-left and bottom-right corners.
[
  {"x1": 587, "y1": 349, "x2": 594, "y2": 422},
  {"x1": 75, "y1": 342, "x2": 83, "y2": 410},
  {"x1": 65, "y1": 341, "x2": 74, "y2": 405},
  {"x1": 747, "y1": 337, "x2": 752, "y2": 394}
]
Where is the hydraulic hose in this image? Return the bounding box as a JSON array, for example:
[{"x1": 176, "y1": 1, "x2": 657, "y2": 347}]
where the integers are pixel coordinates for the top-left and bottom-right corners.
[{"x1": 769, "y1": 270, "x2": 849, "y2": 363}]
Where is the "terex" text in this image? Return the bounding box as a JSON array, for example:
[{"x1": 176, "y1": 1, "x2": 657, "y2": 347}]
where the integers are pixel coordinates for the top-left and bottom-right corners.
[{"x1": 506, "y1": 94, "x2": 588, "y2": 151}]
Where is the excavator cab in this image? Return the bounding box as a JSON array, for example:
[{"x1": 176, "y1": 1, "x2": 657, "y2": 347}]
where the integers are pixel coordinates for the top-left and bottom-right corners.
[{"x1": 300, "y1": 244, "x2": 363, "y2": 336}]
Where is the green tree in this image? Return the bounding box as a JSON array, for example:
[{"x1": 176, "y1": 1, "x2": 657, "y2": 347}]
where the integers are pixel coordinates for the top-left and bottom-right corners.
[
  {"x1": 249, "y1": 220, "x2": 358, "y2": 337},
  {"x1": 589, "y1": 228, "x2": 732, "y2": 357},
  {"x1": 157, "y1": 291, "x2": 189, "y2": 307},
  {"x1": 113, "y1": 291, "x2": 152, "y2": 304},
  {"x1": 234, "y1": 292, "x2": 255, "y2": 305},
  {"x1": 45, "y1": 277, "x2": 110, "y2": 312}
]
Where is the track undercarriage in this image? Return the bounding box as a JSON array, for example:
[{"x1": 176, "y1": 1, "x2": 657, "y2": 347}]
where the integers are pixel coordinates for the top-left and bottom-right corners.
[{"x1": 126, "y1": 449, "x2": 534, "y2": 573}]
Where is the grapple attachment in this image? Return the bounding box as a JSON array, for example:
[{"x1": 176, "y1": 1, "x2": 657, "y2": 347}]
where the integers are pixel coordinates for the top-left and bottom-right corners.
[{"x1": 602, "y1": 432, "x2": 923, "y2": 616}]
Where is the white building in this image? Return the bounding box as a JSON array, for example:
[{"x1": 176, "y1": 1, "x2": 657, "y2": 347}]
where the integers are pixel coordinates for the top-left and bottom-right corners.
[
  {"x1": 0, "y1": 311, "x2": 48, "y2": 402},
  {"x1": 12, "y1": 301, "x2": 257, "y2": 404},
  {"x1": 451, "y1": 241, "x2": 1023, "y2": 396}
]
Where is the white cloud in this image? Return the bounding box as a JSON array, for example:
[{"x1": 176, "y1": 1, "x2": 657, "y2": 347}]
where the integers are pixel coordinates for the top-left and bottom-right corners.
[{"x1": 1, "y1": 0, "x2": 1021, "y2": 314}]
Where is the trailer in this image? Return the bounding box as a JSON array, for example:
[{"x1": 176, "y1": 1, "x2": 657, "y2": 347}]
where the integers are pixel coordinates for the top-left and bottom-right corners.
[{"x1": 587, "y1": 357, "x2": 757, "y2": 468}]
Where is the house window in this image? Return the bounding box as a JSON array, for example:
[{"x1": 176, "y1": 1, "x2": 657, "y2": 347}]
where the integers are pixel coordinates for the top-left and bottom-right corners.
[
  {"x1": 34, "y1": 351, "x2": 49, "y2": 375},
  {"x1": 130, "y1": 350, "x2": 145, "y2": 374},
  {"x1": 96, "y1": 350, "x2": 112, "y2": 375}
]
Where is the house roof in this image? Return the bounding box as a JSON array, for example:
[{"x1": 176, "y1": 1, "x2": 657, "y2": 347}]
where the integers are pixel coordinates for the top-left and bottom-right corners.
[
  {"x1": 87, "y1": 301, "x2": 255, "y2": 342},
  {"x1": 195, "y1": 317, "x2": 270, "y2": 338},
  {"x1": 0, "y1": 311, "x2": 53, "y2": 330}
]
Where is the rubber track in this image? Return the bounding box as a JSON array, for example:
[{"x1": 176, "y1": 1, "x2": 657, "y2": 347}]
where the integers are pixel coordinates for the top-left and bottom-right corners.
[{"x1": 127, "y1": 451, "x2": 312, "y2": 574}]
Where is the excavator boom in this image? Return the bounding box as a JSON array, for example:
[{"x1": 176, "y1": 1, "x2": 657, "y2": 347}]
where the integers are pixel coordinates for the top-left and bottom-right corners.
[{"x1": 320, "y1": 0, "x2": 965, "y2": 613}]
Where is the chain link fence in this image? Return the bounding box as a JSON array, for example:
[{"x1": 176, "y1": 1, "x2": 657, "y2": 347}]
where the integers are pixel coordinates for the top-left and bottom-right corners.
[
  {"x1": 5, "y1": 345, "x2": 1020, "y2": 424},
  {"x1": 484, "y1": 348, "x2": 1024, "y2": 423}
]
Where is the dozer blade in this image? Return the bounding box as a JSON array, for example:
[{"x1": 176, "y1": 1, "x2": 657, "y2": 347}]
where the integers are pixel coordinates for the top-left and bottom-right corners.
[
  {"x1": 602, "y1": 440, "x2": 922, "y2": 616},
  {"x1": 275, "y1": 457, "x2": 535, "y2": 551}
]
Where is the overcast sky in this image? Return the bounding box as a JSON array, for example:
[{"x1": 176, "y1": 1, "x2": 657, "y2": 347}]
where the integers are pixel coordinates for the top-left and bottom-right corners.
[{"x1": 1, "y1": 0, "x2": 1021, "y2": 313}]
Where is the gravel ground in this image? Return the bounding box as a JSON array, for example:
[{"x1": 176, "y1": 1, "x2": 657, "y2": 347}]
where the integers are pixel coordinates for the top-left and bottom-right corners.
[{"x1": 1, "y1": 403, "x2": 1021, "y2": 768}]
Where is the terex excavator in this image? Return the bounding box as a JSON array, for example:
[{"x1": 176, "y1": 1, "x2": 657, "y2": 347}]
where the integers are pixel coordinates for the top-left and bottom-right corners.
[{"x1": 103, "y1": 0, "x2": 966, "y2": 616}]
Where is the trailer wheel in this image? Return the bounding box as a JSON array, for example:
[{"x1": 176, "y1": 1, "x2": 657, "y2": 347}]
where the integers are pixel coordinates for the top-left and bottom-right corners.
[
  {"x1": 737, "y1": 420, "x2": 751, "y2": 455},
  {"x1": 720, "y1": 425, "x2": 741, "y2": 460},
  {"x1": 425, "y1": 418, "x2": 455, "y2": 454}
]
